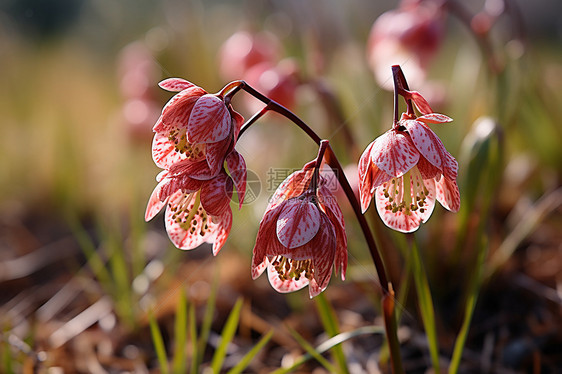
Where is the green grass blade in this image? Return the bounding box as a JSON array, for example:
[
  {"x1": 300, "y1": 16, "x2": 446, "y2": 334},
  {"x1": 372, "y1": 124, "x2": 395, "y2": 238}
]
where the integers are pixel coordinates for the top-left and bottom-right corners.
[
  {"x1": 315, "y1": 293, "x2": 349, "y2": 374},
  {"x1": 410, "y1": 238, "x2": 440, "y2": 374},
  {"x1": 196, "y1": 270, "x2": 219, "y2": 369},
  {"x1": 448, "y1": 235, "x2": 487, "y2": 374},
  {"x1": 66, "y1": 214, "x2": 111, "y2": 287},
  {"x1": 287, "y1": 327, "x2": 337, "y2": 373},
  {"x1": 172, "y1": 289, "x2": 188, "y2": 374},
  {"x1": 189, "y1": 303, "x2": 198, "y2": 374},
  {"x1": 210, "y1": 297, "x2": 243, "y2": 373},
  {"x1": 148, "y1": 310, "x2": 169, "y2": 374},
  {"x1": 272, "y1": 325, "x2": 384, "y2": 374},
  {"x1": 226, "y1": 330, "x2": 273, "y2": 374}
]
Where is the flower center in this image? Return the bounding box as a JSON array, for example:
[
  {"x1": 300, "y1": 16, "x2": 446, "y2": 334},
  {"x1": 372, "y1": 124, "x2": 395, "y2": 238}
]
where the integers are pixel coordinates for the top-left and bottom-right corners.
[
  {"x1": 169, "y1": 191, "x2": 210, "y2": 235},
  {"x1": 168, "y1": 128, "x2": 206, "y2": 160},
  {"x1": 381, "y1": 166, "x2": 429, "y2": 215},
  {"x1": 271, "y1": 256, "x2": 314, "y2": 282}
]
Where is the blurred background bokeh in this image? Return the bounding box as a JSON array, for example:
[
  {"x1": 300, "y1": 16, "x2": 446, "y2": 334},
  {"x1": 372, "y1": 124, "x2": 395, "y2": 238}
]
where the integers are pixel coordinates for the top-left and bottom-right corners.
[{"x1": 1, "y1": 0, "x2": 561, "y2": 372}]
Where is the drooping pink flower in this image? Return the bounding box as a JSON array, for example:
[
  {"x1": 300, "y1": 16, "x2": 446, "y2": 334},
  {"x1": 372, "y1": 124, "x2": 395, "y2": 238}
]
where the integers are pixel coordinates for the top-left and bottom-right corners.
[
  {"x1": 367, "y1": 0, "x2": 445, "y2": 90},
  {"x1": 151, "y1": 78, "x2": 244, "y2": 177},
  {"x1": 145, "y1": 162, "x2": 245, "y2": 255},
  {"x1": 251, "y1": 163, "x2": 347, "y2": 298},
  {"x1": 358, "y1": 111, "x2": 460, "y2": 233}
]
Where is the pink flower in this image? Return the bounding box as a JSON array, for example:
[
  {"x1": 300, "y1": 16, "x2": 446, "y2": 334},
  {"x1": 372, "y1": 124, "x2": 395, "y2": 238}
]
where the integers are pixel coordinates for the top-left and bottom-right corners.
[
  {"x1": 367, "y1": 1, "x2": 445, "y2": 90},
  {"x1": 244, "y1": 59, "x2": 300, "y2": 111},
  {"x1": 358, "y1": 111, "x2": 460, "y2": 233},
  {"x1": 151, "y1": 78, "x2": 244, "y2": 177},
  {"x1": 251, "y1": 163, "x2": 347, "y2": 298},
  {"x1": 145, "y1": 158, "x2": 246, "y2": 254},
  {"x1": 218, "y1": 30, "x2": 281, "y2": 81}
]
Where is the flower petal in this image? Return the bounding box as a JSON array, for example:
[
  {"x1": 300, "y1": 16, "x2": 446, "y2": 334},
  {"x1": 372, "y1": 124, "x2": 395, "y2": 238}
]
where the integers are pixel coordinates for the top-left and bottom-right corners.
[
  {"x1": 169, "y1": 159, "x2": 216, "y2": 180},
  {"x1": 205, "y1": 137, "x2": 231, "y2": 176},
  {"x1": 158, "y1": 87, "x2": 206, "y2": 133},
  {"x1": 151, "y1": 132, "x2": 186, "y2": 169},
  {"x1": 372, "y1": 130, "x2": 420, "y2": 178},
  {"x1": 159, "y1": 78, "x2": 196, "y2": 92},
  {"x1": 200, "y1": 173, "x2": 232, "y2": 216},
  {"x1": 276, "y1": 199, "x2": 321, "y2": 249},
  {"x1": 165, "y1": 192, "x2": 214, "y2": 250},
  {"x1": 145, "y1": 181, "x2": 167, "y2": 221},
  {"x1": 226, "y1": 150, "x2": 247, "y2": 209},
  {"x1": 435, "y1": 176, "x2": 460, "y2": 212},
  {"x1": 266, "y1": 166, "x2": 314, "y2": 212},
  {"x1": 310, "y1": 215, "x2": 336, "y2": 292},
  {"x1": 266, "y1": 261, "x2": 310, "y2": 293},
  {"x1": 210, "y1": 209, "x2": 232, "y2": 255},
  {"x1": 409, "y1": 90, "x2": 433, "y2": 115},
  {"x1": 252, "y1": 205, "x2": 284, "y2": 279},
  {"x1": 417, "y1": 113, "x2": 453, "y2": 124},
  {"x1": 404, "y1": 119, "x2": 451, "y2": 172},
  {"x1": 375, "y1": 177, "x2": 436, "y2": 233},
  {"x1": 318, "y1": 186, "x2": 347, "y2": 280},
  {"x1": 187, "y1": 95, "x2": 231, "y2": 143}
]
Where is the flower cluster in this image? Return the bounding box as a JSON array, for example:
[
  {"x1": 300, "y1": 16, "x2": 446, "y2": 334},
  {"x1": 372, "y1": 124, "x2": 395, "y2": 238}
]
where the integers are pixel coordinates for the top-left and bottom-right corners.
[
  {"x1": 145, "y1": 64, "x2": 459, "y2": 297},
  {"x1": 145, "y1": 78, "x2": 247, "y2": 254},
  {"x1": 358, "y1": 89, "x2": 460, "y2": 233},
  {"x1": 251, "y1": 157, "x2": 347, "y2": 298}
]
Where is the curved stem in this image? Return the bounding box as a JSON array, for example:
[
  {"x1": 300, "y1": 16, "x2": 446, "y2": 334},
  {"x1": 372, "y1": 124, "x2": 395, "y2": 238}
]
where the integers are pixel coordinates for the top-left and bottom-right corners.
[
  {"x1": 237, "y1": 80, "x2": 402, "y2": 373},
  {"x1": 238, "y1": 81, "x2": 390, "y2": 294}
]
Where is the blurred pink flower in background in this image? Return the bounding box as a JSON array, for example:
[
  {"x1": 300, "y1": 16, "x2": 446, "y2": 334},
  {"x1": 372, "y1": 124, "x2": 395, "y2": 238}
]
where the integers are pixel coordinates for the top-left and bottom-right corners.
[
  {"x1": 218, "y1": 30, "x2": 282, "y2": 81},
  {"x1": 244, "y1": 58, "x2": 301, "y2": 111},
  {"x1": 219, "y1": 30, "x2": 301, "y2": 111},
  {"x1": 367, "y1": 0, "x2": 445, "y2": 90},
  {"x1": 117, "y1": 41, "x2": 161, "y2": 140}
]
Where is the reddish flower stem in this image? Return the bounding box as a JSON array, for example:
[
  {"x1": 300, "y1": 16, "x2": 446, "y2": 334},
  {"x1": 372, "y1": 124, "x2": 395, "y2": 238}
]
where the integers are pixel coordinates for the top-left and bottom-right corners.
[
  {"x1": 310, "y1": 140, "x2": 329, "y2": 194},
  {"x1": 392, "y1": 65, "x2": 415, "y2": 120},
  {"x1": 238, "y1": 80, "x2": 404, "y2": 373}
]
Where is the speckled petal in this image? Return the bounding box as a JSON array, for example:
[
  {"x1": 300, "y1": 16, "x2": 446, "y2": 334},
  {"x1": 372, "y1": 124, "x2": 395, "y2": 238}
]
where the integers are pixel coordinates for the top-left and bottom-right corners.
[
  {"x1": 417, "y1": 113, "x2": 453, "y2": 124},
  {"x1": 157, "y1": 87, "x2": 206, "y2": 133},
  {"x1": 266, "y1": 166, "x2": 314, "y2": 212},
  {"x1": 318, "y1": 186, "x2": 347, "y2": 280},
  {"x1": 226, "y1": 151, "x2": 247, "y2": 209},
  {"x1": 169, "y1": 159, "x2": 216, "y2": 180},
  {"x1": 145, "y1": 181, "x2": 167, "y2": 221},
  {"x1": 435, "y1": 176, "x2": 460, "y2": 212},
  {"x1": 151, "y1": 132, "x2": 185, "y2": 169},
  {"x1": 209, "y1": 209, "x2": 232, "y2": 255},
  {"x1": 165, "y1": 192, "x2": 213, "y2": 250},
  {"x1": 266, "y1": 262, "x2": 310, "y2": 293},
  {"x1": 372, "y1": 130, "x2": 420, "y2": 178},
  {"x1": 276, "y1": 199, "x2": 321, "y2": 249},
  {"x1": 159, "y1": 78, "x2": 196, "y2": 92},
  {"x1": 200, "y1": 173, "x2": 232, "y2": 216},
  {"x1": 404, "y1": 119, "x2": 449, "y2": 172},
  {"x1": 205, "y1": 137, "x2": 231, "y2": 176},
  {"x1": 251, "y1": 205, "x2": 284, "y2": 279},
  {"x1": 375, "y1": 177, "x2": 436, "y2": 233},
  {"x1": 310, "y1": 215, "x2": 336, "y2": 292},
  {"x1": 187, "y1": 95, "x2": 230, "y2": 144}
]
